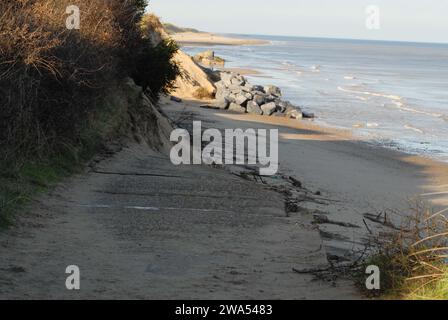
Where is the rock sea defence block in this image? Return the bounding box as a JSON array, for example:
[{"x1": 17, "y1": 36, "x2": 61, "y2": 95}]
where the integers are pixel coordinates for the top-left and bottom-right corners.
[{"x1": 213, "y1": 71, "x2": 313, "y2": 120}]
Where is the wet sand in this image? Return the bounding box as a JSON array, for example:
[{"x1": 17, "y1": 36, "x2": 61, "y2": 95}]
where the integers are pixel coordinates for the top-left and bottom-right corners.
[{"x1": 162, "y1": 97, "x2": 448, "y2": 258}]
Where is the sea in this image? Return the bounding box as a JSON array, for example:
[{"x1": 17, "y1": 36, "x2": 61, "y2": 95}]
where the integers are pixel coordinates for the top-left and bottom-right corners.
[{"x1": 182, "y1": 35, "x2": 448, "y2": 162}]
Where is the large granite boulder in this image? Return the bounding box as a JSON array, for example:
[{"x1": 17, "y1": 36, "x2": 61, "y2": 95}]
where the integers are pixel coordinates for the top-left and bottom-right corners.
[
  {"x1": 276, "y1": 101, "x2": 286, "y2": 113},
  {"x1": 246, "y1": 101, "x2": 263, "y2": 115},
  {"x1": 261, "y1": 102, "x2": 277, "y2": 116},
  {"x1": 286, "y1": 108, "x2": 303, "y2": 120},
  {"x1": 229, "y1": 84, "x2": 244, "y2": 92},
  {"x1": 214, "y1": 98, "x2": 230, "y2": 110},
  {"x1": 216, "y1": 88, "x2": 231, "y2": 101},
  {"x1": 228, "y1": 103, "x2": 246, "y2": 113},
  {"x1": 303, "y1": 111, "x2": 315, "y2": 119},
  {"x1": 290, "y1": 110, "x2": 303, "y2": 120},
  {"x1": 234, "y1": 93, "x2": 249, "y2": 106},
  {"x1": 253, "y1": 94, "x2": 266, "y2": 106},
  {"x1": 231, "y1": 77, "x2": 245, "y2": 86},
  {"x1": 220, "y1": 72, "x2": 234, "y2": 86},
  {"x1": 243, "y1": 84, "x2": 254, "y2": 92},
  {"x1": 264, "y1": 95, "x2": 278, "y2": 103},
  {"x1": 252, "y1": 85, "x2": 265, "y2": 93},
  {"x1": 264, "y1": 85, "x2": 282, "y2": 97}
]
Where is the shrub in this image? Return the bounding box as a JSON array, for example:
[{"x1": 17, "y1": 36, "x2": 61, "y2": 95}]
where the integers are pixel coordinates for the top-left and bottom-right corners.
[
  {"x1": 361, "y1": 202, "x2": 448, "y2": 299},
  {"x1": 193, "y1": 87, "x2": 215, "y2": 100},
  {"x1": 140, "y1": 13, "x2": 166, "y2": 39},
  {"x1": 0, "y1": 0, "x2": 179, "y2": 164},
  {"x1": 130, "y1": 38, "x2": 180, "y2": 100}
]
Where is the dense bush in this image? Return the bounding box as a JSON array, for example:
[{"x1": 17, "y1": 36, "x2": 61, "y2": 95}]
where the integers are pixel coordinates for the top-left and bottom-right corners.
[
  {"x1": 131, "y1": 38, "x2": 180, "y2": 99},
  {"x1": 136, "y1": 14, "x2": 180, "y2": 99},
  {"x1": 0, "y1": 0, "x2": 179, "y2": 163}
]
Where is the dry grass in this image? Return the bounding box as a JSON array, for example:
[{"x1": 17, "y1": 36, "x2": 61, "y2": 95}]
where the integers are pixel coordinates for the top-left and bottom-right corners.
[
  {"x1": 141, "y1": 13, "x2": 166, "y2": 38},
  {"x1": 364, "y1": 201, "x2": 448, "y2": 300},
  {"x1": 193, "y1": 87, "x2": 215, "y2": 100},
  {"x1": 0, "y1": 1, "x2": 180, "y2": 224},
  {"x1": 0, "y1": 0, "x2": 138, "y2": 162},
  {"x1": 0, "y1": 1, "x2": 179, "y2": 164}
]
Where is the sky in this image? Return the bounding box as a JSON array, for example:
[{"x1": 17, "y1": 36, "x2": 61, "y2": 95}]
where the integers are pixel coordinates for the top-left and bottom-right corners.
[{"x1": 149, "y1": 0, "x2": 448, "y2": 43}]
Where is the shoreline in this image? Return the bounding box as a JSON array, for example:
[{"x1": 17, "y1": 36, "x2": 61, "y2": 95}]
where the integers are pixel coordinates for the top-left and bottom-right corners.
[
  {"x1": 167, "y1": 36, "x2": 448, "y2": 295},
  {"x1": 163, "y1": 93, "x2": 448, "y2": 215},
  {"x1": 169, "y1": 36, "x2": 448, "y2": 210},
  {"x1": 171, "y1": 32, "x2": 269, "y2": 47},
  {"x1": 312, "y1": 117, "x2": 448, "y2": 165},
  {"x1": 178, "y1": 33, "x2": 448, "y2": 166},
  {"x1": 162, "y1": 95, "x2": 448, "y2": 271}
]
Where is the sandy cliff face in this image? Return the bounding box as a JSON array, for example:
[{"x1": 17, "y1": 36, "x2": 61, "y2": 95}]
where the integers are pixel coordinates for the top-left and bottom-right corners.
[
  {"x1": 121, "y1": 78, "x2": 174, "y2": 155},
  {"x1": 170, "y1": 50, "x2": 216, "y2": 99},
  {"x1": 146, "y1": 15, "x2": 216, "y2": 99},
  {"x1": 94, "y1": 77, "x2": 174, "y2": 155}
]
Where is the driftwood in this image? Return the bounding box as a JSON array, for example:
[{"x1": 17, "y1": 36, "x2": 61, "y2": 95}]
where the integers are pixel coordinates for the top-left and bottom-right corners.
[
  {"x1": 288, "y1": 176, "x2": 303, "y2": 188},
  {"x1": 363, "y1": 212, "x2": 403, "y2": 231},
  {"x1": 292, "y1": 266, "x2": 331, "y2": 274},
  {"x1": 313, "y1": 214, "x2": 360, "y2": 229},
  {"x1": 363, "y1": 219, "x2": 373, "y2": 235}
]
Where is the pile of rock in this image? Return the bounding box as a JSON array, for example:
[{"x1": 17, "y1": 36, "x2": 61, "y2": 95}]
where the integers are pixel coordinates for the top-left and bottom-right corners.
[
  {"x1": 193, "y1": 50, "x2": 225, "y2": 67},
  {"x1": 213, "y1": 72, "x2": 313, "y2": 120}
]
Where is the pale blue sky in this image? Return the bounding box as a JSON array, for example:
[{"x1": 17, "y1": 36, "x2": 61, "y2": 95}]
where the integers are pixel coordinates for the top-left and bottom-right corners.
[{"x1": 149, "y1": 0, "x2": 448, "y2": 43}]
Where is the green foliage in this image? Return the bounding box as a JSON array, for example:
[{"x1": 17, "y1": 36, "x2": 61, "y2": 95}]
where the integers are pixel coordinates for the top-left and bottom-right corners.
[
  {"x1": 358, "y1": 253, "x2": 410, "y2": 298},
  {"x1": 0, "y1": 0, "x2": 177, "y2": 162},
  {"x1": 0, "y1": 154, "x2": 80, "y2": 228},
  {"x1": 163, "y1": 23, "x2": 200, "y2": 34},
  {"x1": 131, "y1": 39, "x2": 180, "y2": 99},
  {"x1": 0, "y1": 0, "x2": 180, "y2": 225},
  {"x1": 406, "y1": 266, "x2": 448, "y2": 300},
  {"x1": 357, "y1": 204, "x2": 448, "y2": 300}
]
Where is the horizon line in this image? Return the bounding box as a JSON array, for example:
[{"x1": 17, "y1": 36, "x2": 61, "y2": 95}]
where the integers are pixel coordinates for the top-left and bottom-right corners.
[{"x1": 214, "y1": 32, "x2": 448, "y2": 46}]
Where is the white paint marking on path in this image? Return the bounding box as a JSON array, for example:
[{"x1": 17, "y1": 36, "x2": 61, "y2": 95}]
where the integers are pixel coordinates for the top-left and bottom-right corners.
[{"x1": 77, "y1": 204, "x2": 233, "y2": 213}]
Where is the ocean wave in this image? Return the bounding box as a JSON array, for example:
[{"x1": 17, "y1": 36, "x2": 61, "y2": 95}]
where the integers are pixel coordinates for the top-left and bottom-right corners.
[
  {"x1": 311, "y1": 65, "x2": 321, "y2": 73},
  {"x1": 351, "y1": 122, "x2": 380, "y2": 128},
  {"x1": 281, "y1": 61, "x2": 295, "y2": 67},
  {"x1": 393, "y1": 101, "x2": 443, "y2": 118},
  {"x1": 279, "y1": 61, "x2": 306, "y2": 76},
  {"x1": 337, "y1": 86, "x2": 443, "y2": 120},
  {"x1": 316, "y1": 90, "x2": 330, "y2": 96},
  {"x1": 337, "y1": 86, "x2": 402, "y2": 101},
  {"x1": 440, "y1": 114, "x2": 448, "y2": 122},
  {"x1": 404, "y1": 124, "x2": 424, "y2": 134}
]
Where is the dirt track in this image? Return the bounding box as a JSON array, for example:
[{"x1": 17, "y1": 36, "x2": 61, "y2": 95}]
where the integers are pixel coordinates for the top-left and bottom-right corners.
[{"x1": 0, "y1": 143, "x2": 358, "y2": 299}]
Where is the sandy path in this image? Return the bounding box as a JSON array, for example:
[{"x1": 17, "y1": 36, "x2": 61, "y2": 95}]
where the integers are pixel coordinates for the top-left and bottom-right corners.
[
  {"x1": 162, "y1": 98, "x2": 448, "y2": 260},
  {"x1": 0, "y1": 143, "x2": 358, "y2": 299}
]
